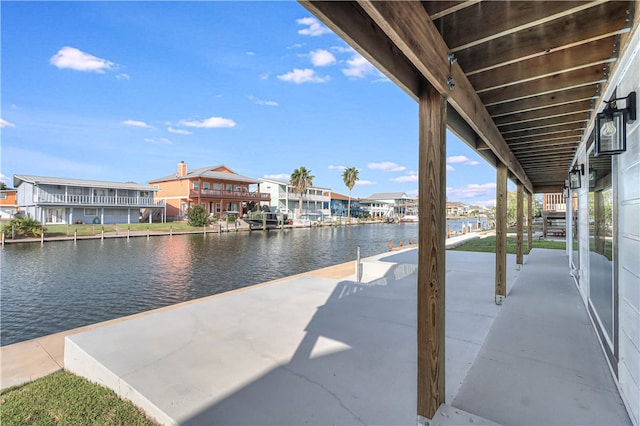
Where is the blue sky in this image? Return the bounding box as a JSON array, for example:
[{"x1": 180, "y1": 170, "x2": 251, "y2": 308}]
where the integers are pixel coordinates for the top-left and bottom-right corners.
[{"x1": 1, "y1": 1, "x2": 505, "y2": 206}]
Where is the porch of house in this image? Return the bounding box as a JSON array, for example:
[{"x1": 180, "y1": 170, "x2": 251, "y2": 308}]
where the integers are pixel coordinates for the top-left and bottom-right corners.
[{"x1": 63, "y1": 248, "x2": 630, "y2": 425}]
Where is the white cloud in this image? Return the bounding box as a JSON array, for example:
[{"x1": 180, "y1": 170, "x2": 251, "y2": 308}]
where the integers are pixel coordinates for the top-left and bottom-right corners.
[
  {"x1": 391, "y1": 172, "x2": 418, "y2": 183},
  {"x1": 475, "y1": 199, "x2": 496, "y2": 208},
  {"x1": 247, "y1": 95, "x2": 278, "y2": 107},
  {"x1": 328, "y1": 165, "x2": 346, "y2": 171},
  {"x1": 122, "y1": 120, "x2": 152, "y2": 129},
  {"x1": 263, "y1": 173, "x2": 290, "y2": 180},
  {"x1": 355, "y1": 180, "x2": 376, "y2": 186},
  {"x1": 277, "y1": 68, "x2": 329, "y2": 84},
  {"x1": 310, "y1": 49, "x2": 336, "y2": 67},
  {"x1": 167, "y1": 127, "x2": 192, "y2": 135},
  {"x1": 331, "y1": 45, "x2": 355, "y2": 54},
  {"x1": 296, "y1": 17, "x2": 331, "y2": 36},
  {"x1": 342, "y1": 54, "x2": 377, "y2": 79},
  {"x1": 0, "y1": 173, "x2": 11, "y2": 187},
  {"x1": 144, "y1": 137, "x2": 173, "y2": 145},
  {"x1": 368, "y1": 161, "x2": 406, "y2": 172},
  {"x1": 179, "y1": 116, "x2": 236, "y2": 128},
  {"x1": 116, "y1": 73, "x2": 130, "y2": 80},
  {"x1": 0, "y1": 118, "x2": 16, "y2": 128},
  {"x1": 50, "y1": 46, "x2": 117, "y2": 73},
  {"x1": 447, "y1": 155, "x2": 480, "y2": 166},
  {"x1": 246, "y1": 51, "x2": 255, "y2": 56},
  {"x1": 447, "y1": 165, "x2": 455, "y2": 172},
  {"x1": 259, "y1": 73, "x2": 270, "y2": 80},
  {"x1": 287, "y1": 43, "x2": 304, "y2": 50},
  {"x1": 446, "y1": 183, "x2": 496, "y2": 199}
]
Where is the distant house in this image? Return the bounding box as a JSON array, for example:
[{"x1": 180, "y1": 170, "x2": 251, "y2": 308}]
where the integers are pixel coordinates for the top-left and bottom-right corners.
[
  {"x1": 150, "y1": 162, "x2": 269, "y2": 220},
  {"x1": 361, "y1": 192, "x2": 413, "y2": 218},
  {"x1": 13, "y1": 175, "x2": 164, "y2": 225},
  {"x1": 330, "y1": 192, "x2": 362, "y2": 218},
  {"x1": 0, "y1": 188, "x2": 18, "y2": 220},
  {"x1": 446, "y1": 201, "x2": 469, "y2": 217},
  {"x1": 260, "y1": 178, "x2": 331, "y2": 219}
]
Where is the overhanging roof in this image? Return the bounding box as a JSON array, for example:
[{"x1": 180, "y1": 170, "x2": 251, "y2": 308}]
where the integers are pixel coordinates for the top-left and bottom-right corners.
[
  {"x1": 300, "y1": 0, "x2": 638, "y2": 194},
  {"x1": 13, "y1": 175, "x2": 155, "y2": 191}
]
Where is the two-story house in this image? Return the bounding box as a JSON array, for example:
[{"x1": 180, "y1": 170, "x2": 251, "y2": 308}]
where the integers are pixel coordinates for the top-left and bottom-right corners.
[
  {"x1": 13, "y1": 175, "x2": 164, "y2": 225},
  {"x1": 150, "y1": 162, "x2": 270, "y2": 220},
  {"x1": 260, "y1": 178, "x2": 331, "y2": 219},
  {"x1": 361, "y1": 192, "x2": 413, "y2": 218},
  {"x1": 330, "y1": 192, "x2": 362, "y2": 218}
]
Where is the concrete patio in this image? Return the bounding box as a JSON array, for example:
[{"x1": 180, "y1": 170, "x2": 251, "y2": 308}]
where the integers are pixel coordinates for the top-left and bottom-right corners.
[{"x1": 63, "y1": 248, "x2": 630, "y2": 425}]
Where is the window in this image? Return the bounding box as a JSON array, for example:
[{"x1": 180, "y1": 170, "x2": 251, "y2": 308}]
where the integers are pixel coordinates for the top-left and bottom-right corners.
[
  {"x1": 214, "y1": 183, "x2": 221, "y2": 191},
  {"x1": 0, "y1": 193, "x2": 6, "y2": 200},
  {"x1": 193, "y1": 182, "x2": 199, "y2": 190},
  {"x1": 203, "y1": 182, "x2": 210, "y2": 190},
  {"x1": 85, "y1": 208, "x2": 97, "y2": 216},
  {"x1": 234, "y1": 185, "x2": 240, "y2": 192},
  {"x1": 226, "y1": 184, "x2": 232, "y2": 192},
  {"x1": 153, "y1": 185, "x2": 159, "y2": 190},
  {"x1": 215, "y1": 203, "x2": 221, "y2": 213}
]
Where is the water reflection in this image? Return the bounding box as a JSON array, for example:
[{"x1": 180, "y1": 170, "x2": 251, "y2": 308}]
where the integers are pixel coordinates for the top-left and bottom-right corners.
[{"x1": 2, "y1": 223, "x2": 422, "y2": 346}]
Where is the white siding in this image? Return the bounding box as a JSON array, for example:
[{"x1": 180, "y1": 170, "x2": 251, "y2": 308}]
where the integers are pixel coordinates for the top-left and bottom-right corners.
[{"x1": 615, "y1": 29, "x2": 640, "y2": 426}]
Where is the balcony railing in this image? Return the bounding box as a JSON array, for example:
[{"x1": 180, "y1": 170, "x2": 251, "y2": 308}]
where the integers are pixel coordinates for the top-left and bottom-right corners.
[
  {"x1": 35, "y1": 194, "x2": 165, "y2": 207},
  {"x1": 189, "y1": 189, "x2": 270, "y2": 200},
  {"x1": 280, "y1": 193, "x2": 329, "y2": 202}
]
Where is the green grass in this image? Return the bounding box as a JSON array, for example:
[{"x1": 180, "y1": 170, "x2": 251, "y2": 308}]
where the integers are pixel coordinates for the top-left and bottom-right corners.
[
  {"x1": 0, "y1": 371, "x2": 158, "y2": 425},
  {"x1": 41, "y1": 222, "x2": 207, "y2": 237},
  {"x1": 451, "y1": 236, "x2": 566, "y2": 254}
]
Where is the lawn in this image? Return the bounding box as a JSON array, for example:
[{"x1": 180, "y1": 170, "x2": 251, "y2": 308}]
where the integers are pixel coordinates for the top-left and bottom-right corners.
[
  {"x1": 38, "y1": 222, "x2": 207, "y2": 237},
  {"x1": 0, "y1": 371, "x2": 158, "y2": 425},
  {"x1": 452, "y1": 236, "x2": 566, "y2": 254}
]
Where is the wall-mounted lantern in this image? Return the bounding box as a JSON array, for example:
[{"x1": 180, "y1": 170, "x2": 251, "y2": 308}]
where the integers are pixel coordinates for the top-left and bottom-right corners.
[
  {"x1": 588, "y1": 168, "x2": 597, "y2": 191},
  {"x1": 569, "y1": 164, "x2": 585, "y2": 190},
  {"x1": 562, "y1": 181, "x2": 570, "y2": 199},
  {"x1": 595, "y1": 91, "x2": 636, "y2": 156}
]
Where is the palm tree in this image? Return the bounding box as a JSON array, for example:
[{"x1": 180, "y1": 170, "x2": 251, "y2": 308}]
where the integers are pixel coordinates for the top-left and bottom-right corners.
[
  {"x1": 290, "y1": 167, "x2": 314, "y2": 219},
  {"x1": 342, "y1": 167, "x2": 359, "y2": 220}
]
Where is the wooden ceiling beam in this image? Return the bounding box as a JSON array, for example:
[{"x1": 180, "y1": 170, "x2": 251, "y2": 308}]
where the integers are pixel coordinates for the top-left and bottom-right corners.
[
  {"x1": 355, "y1": 0, "x2": 533, "y2": 192},
  {"x1": 437, "y1": 1, "x2": 602, "y2": 52},
  {"x1": 533, "y1": 185, "x2": 565, "y2": 193},
  {"x1": 423, "y1": 1, "x2": 481, "y2": 20},
  {"x1": 511, "y1": 140, "x2": 578, "y2": 151},
  {"x1": 498, "y1": 112, "x2": 589, "y2": 133},
  {"x1": 471, "y1": 36, "x2": 617, "y2": 93},
  {"x1": 506, "y1": 132, "x2": 581, "y2": 145},
  {"x1": 456, "y1": 2, "x2": 630, "y2": 75},
  {"x1": 480, "y1": 64, "x2": 607, "y2": 106},
  {"x1": 502, "y1": 123, "x2": 586, "y2": 138},
  {"x1": 487, "y1": 85, "x2": 598, "y2": 117},
  {"x1": 493, "y1": 100, "x2": 593, "y2": 126}
]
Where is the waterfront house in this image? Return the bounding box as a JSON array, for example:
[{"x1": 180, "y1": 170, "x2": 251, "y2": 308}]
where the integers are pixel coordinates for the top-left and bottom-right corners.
[
  {"x1": 0, "y1": 188, "x2": 18, "y2": 220},
  {"x1": 361, "y1": 192, "x2": 414, "y2": 218},
  {"x1": 260, "y1": 178, "x2": 331, "y2": 219},
  {"x1": 150, "y1": 162, "x2": 270, "y2": 221},
  {"x1": 13, "y1": 175, "x2": 164, "y2": 225},
  {"x1": 445, "y1": 201, "x2": 469, "y2": 217},
  {"x1": 329, "y1": 192, "x2": 362, "y2": 218},
  {"x1": 302, "y1": 1, "x2": 639, "y2": 424}
]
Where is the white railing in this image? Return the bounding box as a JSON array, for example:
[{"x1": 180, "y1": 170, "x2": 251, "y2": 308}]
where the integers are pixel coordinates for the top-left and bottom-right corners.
[
  {"x1": 282, "y1": 193, "x2": 329, "y2": 202},
  {"x1": 36, "y1": 194, "x2": 165, "y2": 207}
]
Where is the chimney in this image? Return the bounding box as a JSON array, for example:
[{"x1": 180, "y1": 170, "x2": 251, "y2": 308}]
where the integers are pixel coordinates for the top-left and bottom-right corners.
[{"x1": 177, "y1": 161, "x2": 187, "y2": 177}]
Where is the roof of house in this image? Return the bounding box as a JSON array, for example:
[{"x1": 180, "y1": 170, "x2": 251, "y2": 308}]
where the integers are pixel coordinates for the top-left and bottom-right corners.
[
  {"x1": 260, "y1": 177, "x2": 331, "y2": 190},
  {"x1": 149, "y1": 165, "x2": 261, "y2": 184},
  {"x1": 364, "y1": 192, "x2": 409, "y2": 201},
  {"x1": 331, "y1": 192, "x2": 359, "y2": 201},
  {"x1": 13, "y1": 175, "x2": 156, "y2": 191}
]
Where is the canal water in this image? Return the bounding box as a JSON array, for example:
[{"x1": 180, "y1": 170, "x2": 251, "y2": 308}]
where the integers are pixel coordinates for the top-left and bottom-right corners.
[{"x1": 2, "y1": 223, "x2": 423, "y2": 346}]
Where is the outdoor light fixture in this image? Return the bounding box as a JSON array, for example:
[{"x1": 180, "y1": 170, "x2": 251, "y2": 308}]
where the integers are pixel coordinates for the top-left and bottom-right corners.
[
  {"x1": 563, "y1": 181, "x2": 570, "y2": 199},
  {"x1": 569, "y1": 164, "x2": 585, "y2": 190},
  {"x1": 595, "y1": 91, "x2": 636, "y2": 156}
]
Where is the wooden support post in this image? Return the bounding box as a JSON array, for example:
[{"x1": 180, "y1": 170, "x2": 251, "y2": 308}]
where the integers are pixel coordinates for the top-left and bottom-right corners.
[
  {"x1": 495, "y1": 163, "x2": 508, "y2": 305},
  {"x1": 417, "y1": 84, "x2": 446, "y2": 421},
  {"x1": 527, "y1": 192, "x2": 533, "y2": 251},
  {"x1": 516, "y1": 183, "x2": 524, "y2": 269}
]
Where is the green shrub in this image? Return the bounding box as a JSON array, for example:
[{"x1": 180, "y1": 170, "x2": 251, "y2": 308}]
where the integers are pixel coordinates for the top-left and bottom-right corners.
[
  {"x1": 4, "y1": 217, "x2": 45, "y2": 238},
  {"x1": 186, "y1": 205, "x2": 209, "y2": 227}
]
